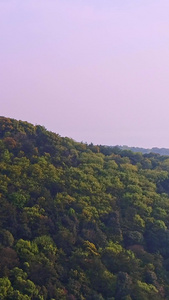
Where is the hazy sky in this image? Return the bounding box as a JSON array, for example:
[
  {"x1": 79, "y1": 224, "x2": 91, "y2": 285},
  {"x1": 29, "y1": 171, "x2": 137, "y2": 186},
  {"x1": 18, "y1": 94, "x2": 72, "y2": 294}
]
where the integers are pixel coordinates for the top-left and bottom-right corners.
[{"x1": 1, "y1": 0, "x2": 169, "y2": 147}]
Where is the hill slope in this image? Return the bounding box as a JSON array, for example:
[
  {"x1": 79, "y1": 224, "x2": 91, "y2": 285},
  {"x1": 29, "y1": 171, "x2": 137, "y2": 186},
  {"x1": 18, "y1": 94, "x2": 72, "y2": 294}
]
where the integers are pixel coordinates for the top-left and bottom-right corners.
[{"x1": 1, "y1": 117, "x2": 169, "y2": 299}]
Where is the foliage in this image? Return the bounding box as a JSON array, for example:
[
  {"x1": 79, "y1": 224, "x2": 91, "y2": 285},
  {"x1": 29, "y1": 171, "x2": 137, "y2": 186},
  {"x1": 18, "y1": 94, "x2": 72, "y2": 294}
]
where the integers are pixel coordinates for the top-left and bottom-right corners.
[{"x1": 1, "y1": 116, "x2": 169, "y2": 299}]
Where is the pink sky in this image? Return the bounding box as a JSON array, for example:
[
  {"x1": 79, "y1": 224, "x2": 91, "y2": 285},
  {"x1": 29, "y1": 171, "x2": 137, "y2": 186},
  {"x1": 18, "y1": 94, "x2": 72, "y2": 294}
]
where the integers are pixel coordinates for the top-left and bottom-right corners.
[{"x1": 1, "y1": 0, "x2": 169, "y2": 147}]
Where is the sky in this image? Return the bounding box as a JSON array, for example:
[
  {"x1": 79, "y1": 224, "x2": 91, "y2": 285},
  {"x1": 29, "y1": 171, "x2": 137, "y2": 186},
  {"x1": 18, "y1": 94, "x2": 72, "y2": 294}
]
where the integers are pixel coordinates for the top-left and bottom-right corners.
[{"x1": 1, "y1": 0, "x2": 169, "y2": 147}]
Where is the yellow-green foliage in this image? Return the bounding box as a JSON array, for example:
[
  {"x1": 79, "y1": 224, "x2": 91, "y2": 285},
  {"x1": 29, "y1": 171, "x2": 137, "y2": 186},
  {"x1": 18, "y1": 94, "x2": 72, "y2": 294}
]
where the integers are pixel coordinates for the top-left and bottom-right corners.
[{"x1": 0, "y1": 117, "x2": 169, "y2": 299}]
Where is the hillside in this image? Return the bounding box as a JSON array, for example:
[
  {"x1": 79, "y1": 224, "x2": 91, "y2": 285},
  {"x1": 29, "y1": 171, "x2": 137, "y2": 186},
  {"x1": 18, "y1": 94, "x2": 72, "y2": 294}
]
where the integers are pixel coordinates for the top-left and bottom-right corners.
[{"x1": 1, "y1": 117, "x2": 169, "y2": 299}]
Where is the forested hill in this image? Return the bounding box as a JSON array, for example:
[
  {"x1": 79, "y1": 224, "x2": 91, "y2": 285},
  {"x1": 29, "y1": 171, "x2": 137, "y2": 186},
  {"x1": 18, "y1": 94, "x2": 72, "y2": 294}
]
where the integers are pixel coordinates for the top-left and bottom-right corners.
[
  {"x1": 117, "y1": 145, "x2": 169, "y2": 156},
  {"x1": 2, "y1": 117, "x2": 169, "y2": 299}
]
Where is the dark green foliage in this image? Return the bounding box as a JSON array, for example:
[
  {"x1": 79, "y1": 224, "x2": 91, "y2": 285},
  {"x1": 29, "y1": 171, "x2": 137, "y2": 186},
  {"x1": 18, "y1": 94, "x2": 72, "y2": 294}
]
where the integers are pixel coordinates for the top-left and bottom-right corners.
[{"x1": 1, "y1": 116, "x2": 169, "y2": 299}]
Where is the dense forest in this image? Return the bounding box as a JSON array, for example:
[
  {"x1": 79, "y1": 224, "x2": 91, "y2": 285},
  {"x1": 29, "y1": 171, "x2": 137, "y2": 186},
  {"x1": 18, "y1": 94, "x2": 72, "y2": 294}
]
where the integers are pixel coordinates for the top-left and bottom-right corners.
[{"x1": 2, "y1": 117, "x2": 169, "y2": 299}]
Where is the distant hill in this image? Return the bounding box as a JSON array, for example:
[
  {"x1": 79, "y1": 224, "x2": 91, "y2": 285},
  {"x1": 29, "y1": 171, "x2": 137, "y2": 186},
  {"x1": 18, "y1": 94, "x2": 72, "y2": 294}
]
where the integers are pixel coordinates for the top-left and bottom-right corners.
[
  {"x1": 118, "y1": 145, "x2": 169, "y2": 156},
  {"x1": 1, "y1": 116, "x2": 169, "y2": 299}
]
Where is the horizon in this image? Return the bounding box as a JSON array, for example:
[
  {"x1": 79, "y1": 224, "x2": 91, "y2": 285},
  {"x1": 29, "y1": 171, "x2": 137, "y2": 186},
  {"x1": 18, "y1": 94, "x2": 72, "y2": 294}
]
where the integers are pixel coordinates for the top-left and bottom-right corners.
[
  {"x1": 2, "y1": 115, "x2": 169, "y2": 150},
  {"x1": 1, "y1": 1, "x2": 169, "y2": 148}
]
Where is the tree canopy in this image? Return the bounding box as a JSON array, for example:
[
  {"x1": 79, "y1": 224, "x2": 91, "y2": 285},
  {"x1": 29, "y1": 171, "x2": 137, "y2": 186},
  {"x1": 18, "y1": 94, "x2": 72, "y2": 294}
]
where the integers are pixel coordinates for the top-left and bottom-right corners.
[{"x1": 0, "y1": 116, "x2": 169, "y2": 299}]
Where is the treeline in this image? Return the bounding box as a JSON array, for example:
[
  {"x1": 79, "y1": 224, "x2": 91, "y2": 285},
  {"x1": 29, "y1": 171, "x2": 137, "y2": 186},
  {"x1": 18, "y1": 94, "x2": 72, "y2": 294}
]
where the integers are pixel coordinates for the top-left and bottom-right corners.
[
  {"x1": 117, "y1": 145, "x2": 169, "y2": 156},
  {"x1": 1, "y1": 117, "x2": 169, "y2": 299}
]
